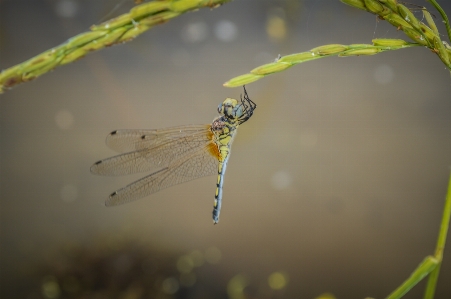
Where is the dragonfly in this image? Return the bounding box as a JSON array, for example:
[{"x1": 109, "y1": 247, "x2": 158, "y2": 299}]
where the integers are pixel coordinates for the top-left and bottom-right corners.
[{"x1": 91, "y1": 86, "x2": 256, "y2": 224}]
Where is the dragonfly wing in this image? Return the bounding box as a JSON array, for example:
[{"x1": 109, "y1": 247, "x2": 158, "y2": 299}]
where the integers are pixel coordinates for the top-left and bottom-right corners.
[
  {"x1": 106, "y1": 144, "x2": 219, "y2": 206},
  {"x1": 106, "y1": 125, "x2": 210, "y2": 153},
  {"x1": 91, "y1": 126, "x2": 214, "y2": 176},
  {"x1": 91, "y1": 150, "x2": 162, "y2": 176}
]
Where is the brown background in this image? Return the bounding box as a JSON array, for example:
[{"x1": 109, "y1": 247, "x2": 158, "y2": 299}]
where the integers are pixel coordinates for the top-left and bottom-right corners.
[{"x1": 1, "y1": 0, "x2": 451, "y2": 298}]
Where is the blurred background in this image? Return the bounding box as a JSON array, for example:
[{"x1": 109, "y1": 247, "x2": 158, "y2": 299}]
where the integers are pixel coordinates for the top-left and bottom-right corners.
[{"x1": 1, "y1": 0, "x2": 451, "y2": 298}]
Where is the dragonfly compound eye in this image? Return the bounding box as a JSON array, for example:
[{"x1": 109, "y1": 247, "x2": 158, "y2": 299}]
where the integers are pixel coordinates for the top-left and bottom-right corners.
[{"x1": 232, "y1": 105, "x2": 243, "y2": 118}]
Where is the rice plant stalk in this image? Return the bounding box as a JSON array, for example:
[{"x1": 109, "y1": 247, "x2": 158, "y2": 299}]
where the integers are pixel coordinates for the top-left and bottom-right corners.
[
  {"x1": 427, "y1": 0, "x2": 451, "y2": 42},
  {"x1": 386, "y1": 256, "x2": 439, "y2": 299},
  {"x1": 385, "y1": 172, "x2": 451, "y2": 299},
  {"x1": 0, "y1": 0, "x2": 231, "y2": 93},
  {"x1": 224, "y1": 0, "x2": 451, "y2": 87},
  {"x1": 423, "y1": 171, "x2": 451, "y2": 299},
  {"x1": 224, "y1": 40, "x2": 421, "y2": 87}
]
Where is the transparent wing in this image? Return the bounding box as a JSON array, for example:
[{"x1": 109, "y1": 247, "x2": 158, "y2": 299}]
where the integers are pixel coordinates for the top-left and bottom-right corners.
[
  {"x1": 105, "y1": 145, "x2": 219, "y2": 206},
  {"x1": 91, "y1": 125, "x2": 214, "y2": 176},
  {"x1": 106, "y1": 125, "x2": 210, "y2": 153}
]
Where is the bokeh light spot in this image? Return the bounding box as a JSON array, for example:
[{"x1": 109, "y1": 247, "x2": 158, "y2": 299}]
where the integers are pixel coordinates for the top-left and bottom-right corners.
[
  {"x1": 162, "y1": 277, "x2": 179, "y2": 294},
  {"x1": 374, "y1": 64, "x2": 394, "y2": 84},
  {"x1": 267, "y1": 15, "x2": 286, "y2": 41},
  {"x1": 41, "y1": 276, "x2": 61, "y2": 299},
  {"x1": 55, "y1": 109, "x2": 74, "y2": 130},
  {"x1": 55, "y1": 0, "x2": 79, "y2": 18},
  {"x1": 176, "y1": 255, "x2": 194, "y2": 274},
  {"x1": 215, "y1": 20, "x2": 238, "y2": 42},
  {"x1": 271, "y1": 171, "x2": 292, "y2": 190},
  {"x1": 268, "y1": 271, "x2": 288, "y2": 290},
  {"x1": 189, "y1": 250, "x2": 204, "y2": 267},
  {"x1": 227, "y1": 274, "x2": 249, "y2": 299},
  {"x1": 182, "y1": 22, "x2": 209, "y2": 43},
  {"x1": 315, "y1": 292, "x2": 337, "y2": 299}
]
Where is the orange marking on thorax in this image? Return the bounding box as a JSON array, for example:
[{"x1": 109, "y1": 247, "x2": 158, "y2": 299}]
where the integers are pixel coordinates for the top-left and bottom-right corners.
[{"x1": 206, "y1": 130, "x2": 221, "y2": 160}]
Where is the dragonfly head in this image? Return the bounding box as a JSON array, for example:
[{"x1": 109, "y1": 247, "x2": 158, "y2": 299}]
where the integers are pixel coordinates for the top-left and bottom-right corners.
[
  {"x1": 218, "y1": 86, "x2": 256, "y2": 124},
  {"x1": 218, "y1": 98, "x2": 243, "y2": 120}
]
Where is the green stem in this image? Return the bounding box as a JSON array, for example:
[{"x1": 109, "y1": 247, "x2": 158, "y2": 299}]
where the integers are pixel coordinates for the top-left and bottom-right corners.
[
  {"x1": 427, "y1": 0, "x2": 451, "y2": 43},
  {"x1": 424, "y1": 172, "x2": 451, "y2": 299},
  {"x1": 386, "y1": 256, "x2": 438, "y2": 299}
]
